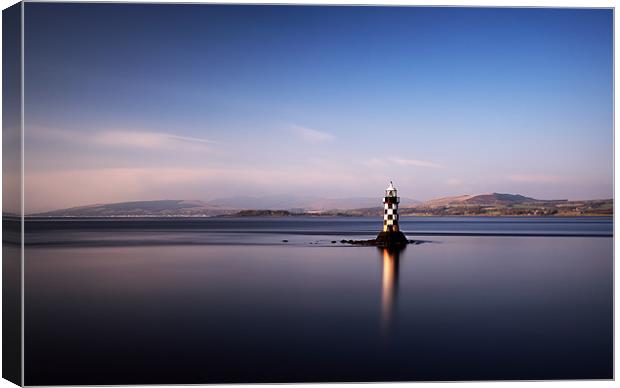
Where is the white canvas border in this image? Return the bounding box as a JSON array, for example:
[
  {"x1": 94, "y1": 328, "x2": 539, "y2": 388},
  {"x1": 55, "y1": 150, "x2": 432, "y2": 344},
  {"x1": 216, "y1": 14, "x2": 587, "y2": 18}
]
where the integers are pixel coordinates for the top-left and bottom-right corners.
[{"x1": 0, "y1": 1, "x2": 615, "y2": 388}]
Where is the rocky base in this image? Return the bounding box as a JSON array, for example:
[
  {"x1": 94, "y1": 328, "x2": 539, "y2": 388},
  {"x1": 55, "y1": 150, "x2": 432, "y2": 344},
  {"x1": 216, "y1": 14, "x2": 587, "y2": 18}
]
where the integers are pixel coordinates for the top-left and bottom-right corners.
[
  {"x1": 375, "y1": 231, "x2": 410, "y2": 247},
  {"x1": 340, "y1": 231, "x2": 414, "y2": 248}
]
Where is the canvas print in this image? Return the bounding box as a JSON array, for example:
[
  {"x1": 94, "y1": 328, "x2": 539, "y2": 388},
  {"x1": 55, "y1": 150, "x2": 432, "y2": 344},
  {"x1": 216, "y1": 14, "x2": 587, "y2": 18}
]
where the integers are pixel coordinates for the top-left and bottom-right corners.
[{"x1": 2, "y1": 2, "x2": 613, "y2": 385}]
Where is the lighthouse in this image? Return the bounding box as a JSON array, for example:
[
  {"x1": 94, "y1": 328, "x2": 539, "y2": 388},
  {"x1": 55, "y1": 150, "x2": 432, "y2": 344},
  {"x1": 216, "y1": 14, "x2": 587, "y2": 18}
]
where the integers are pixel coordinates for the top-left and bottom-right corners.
[
  {"x1": 383, "y1": 181, "x2": 400, "y2": 232},
  {"x1": 375, "y1": 181, "x2": 409, "y2": 247}
]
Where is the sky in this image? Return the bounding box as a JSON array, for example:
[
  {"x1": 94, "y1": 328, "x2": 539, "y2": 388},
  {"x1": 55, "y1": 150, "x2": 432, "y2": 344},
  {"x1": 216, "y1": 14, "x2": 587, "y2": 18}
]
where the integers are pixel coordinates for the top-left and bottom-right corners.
[{"x1": 23, "y1": 4, "x2": 613, "y2": 213}]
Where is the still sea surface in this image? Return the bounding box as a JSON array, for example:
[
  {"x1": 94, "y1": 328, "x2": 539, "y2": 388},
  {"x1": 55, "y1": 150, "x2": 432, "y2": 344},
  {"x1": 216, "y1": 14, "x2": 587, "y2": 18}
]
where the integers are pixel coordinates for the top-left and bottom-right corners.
[{"x1": 24, "y1": 216, "x2": 613, "y2": 384}]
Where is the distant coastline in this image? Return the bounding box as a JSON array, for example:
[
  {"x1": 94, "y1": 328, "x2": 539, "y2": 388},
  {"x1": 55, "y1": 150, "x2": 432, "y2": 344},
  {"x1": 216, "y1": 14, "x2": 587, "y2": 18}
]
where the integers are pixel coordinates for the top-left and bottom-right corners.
[
  {"x1": 26, "y1": 193, "x2": 612, "y2": 218},
  {"x1": 221, "y1": 205, "x2": 612, "y2": 218}
]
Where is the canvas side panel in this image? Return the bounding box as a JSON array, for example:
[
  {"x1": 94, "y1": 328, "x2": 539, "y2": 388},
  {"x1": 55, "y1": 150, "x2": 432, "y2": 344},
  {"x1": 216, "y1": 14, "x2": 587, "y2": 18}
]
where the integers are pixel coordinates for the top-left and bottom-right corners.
[{"x1": 2, "y1": 2, "x2": 23, "y2": 386}]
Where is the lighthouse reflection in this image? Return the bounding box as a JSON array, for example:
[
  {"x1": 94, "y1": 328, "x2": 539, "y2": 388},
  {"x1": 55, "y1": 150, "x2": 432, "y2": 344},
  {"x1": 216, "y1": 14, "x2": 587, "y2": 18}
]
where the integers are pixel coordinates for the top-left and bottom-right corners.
[{"x1": 380, "y1": 246, "x2": 403, "y2": 336}]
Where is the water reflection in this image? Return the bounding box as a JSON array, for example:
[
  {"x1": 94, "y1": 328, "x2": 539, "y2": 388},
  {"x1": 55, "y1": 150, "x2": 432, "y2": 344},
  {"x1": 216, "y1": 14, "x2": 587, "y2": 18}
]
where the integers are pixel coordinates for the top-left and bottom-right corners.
[
  {"x1": 24, "y1": 235, "x2": 613, "y2": 383},
  {"x1": 380, "y1": 246, "x2": 403, "y2": 336}
]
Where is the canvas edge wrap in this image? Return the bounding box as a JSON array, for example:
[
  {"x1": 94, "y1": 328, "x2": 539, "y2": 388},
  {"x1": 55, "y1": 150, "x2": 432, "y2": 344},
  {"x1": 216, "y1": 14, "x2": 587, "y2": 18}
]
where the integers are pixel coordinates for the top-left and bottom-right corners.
[{"x1": 2, "y1": 1, "x2": 24, "y2": 386}]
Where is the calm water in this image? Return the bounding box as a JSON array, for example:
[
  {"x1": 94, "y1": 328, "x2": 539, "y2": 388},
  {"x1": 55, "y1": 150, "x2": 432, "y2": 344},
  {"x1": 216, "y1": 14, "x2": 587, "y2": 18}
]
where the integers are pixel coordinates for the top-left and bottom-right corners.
[{"x1": 24, "y1": 217, "x2": 613, "y2": 384}]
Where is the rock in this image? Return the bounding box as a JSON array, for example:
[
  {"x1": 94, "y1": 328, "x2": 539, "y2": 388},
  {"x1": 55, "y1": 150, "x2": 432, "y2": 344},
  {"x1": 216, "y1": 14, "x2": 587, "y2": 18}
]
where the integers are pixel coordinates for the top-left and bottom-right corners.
[
  {"x1": 340, "y1": 231, "x2": 412, "y2": 248},
  {"x1": 374, "y1": 231, "x2": 409, "y2": 248}
]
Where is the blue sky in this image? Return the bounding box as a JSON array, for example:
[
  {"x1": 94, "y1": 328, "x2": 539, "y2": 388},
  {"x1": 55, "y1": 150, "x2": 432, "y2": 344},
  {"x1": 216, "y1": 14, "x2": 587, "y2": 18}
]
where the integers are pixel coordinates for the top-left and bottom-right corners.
[{"x1": 23, "y1": 4, "x2": 612, "y2": 212}]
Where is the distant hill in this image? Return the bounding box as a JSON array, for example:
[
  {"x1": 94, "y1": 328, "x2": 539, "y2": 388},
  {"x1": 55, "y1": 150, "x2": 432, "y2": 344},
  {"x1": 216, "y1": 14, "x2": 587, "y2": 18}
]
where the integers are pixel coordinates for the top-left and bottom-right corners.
[
  {"x1": 401, "y1": 193, "x2": 609, "y2": 217},
  {"x1": 416, "y1": 195, "x2": 475, "y2": 208},
  {"x1": 29, "y1": 194, "x2": 611, "y2": 218},
  {"x1": 463, "y1": 193, "x2": 540, "y2": 205},
  {"x1": 417, "y1": 193, "x2": 543, "y2": 208},
  {"x1": 32, "y1": 200, "x2": 234, "y2": 217},
  {"x1": 31, "y1": 196, "x2": 420, "y2": 217}
]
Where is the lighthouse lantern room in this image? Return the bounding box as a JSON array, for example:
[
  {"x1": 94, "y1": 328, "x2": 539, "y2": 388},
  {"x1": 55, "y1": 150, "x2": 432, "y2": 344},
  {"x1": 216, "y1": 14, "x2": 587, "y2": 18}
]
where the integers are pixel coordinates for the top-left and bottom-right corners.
[{"x1": 383, "y1": 181, "x2": 400, "y2": 232}]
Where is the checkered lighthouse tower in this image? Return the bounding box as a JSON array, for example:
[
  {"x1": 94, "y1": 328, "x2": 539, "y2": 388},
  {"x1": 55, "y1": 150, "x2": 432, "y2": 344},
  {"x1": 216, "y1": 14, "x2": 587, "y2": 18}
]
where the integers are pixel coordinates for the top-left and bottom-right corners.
[
  {"x1": 376, "y1": 181, "x2": 408, "y2": 247},
  {"x1": 383, "y1": 181, "x2": 400, "y2": 232}
]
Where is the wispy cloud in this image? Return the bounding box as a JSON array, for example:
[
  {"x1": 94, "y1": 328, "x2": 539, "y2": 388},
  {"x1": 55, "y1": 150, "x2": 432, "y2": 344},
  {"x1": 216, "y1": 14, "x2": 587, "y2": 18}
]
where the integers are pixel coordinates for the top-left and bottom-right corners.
[
  {"x1": 392, "y1": 158, "x2": 443, "y2": 168},
  {"x1": 362, "y1": 157, "x2": 443, "y2": 169},
  {"x1": 29, "y1": 127, "x2": 216, "y2": 150},
  {"x1": 291, "y1": 124, "x2": 335, "y2": 143},
  {"x1": 91, "y1": 130, "x2": 215, "y2": 149},
  {"x1": 507, "y1": 174, "x2": 568, "y2": 183}
]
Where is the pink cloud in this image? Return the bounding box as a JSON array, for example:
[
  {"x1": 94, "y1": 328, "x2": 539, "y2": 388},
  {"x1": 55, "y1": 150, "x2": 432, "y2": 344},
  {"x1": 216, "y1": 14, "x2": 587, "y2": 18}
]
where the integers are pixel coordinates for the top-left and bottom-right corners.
[
  {"x1": 28, "y1": 127, "x2": 215, "y2": 150},
  {"x1": 290, "y1": 124, "x2": 335, "y2": 143}
]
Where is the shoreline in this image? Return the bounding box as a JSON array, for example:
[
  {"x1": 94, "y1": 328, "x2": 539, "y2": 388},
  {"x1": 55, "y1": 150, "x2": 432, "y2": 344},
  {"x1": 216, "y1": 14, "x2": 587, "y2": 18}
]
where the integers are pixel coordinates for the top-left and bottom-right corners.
[{"x1": 18, "y1": 214, "x2": 614, "y2": 220}]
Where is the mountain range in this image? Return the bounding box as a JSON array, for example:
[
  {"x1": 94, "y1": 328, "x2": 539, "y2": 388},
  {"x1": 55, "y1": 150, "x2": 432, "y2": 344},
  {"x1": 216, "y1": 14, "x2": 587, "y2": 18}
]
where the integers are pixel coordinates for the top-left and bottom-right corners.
[
  {"x1": 416, "y1": 193, "x2": 560, "y2": 208},
  {"x1": 29, "y1": 193, "x2": 612, "y2": 217},
  {"x1": 30, "y1": 196, "x2": 418, "y2": 217}
]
